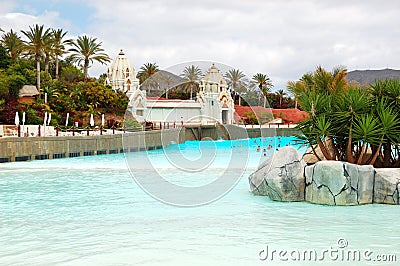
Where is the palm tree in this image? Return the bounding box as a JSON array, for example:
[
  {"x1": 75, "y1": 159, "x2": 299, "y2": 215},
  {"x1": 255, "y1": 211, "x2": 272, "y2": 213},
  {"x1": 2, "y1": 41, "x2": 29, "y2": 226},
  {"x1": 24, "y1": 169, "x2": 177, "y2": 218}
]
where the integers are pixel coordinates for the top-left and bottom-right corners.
[
  {"x1": 161, "y1": 73, "x2": 174, "y2": 99},
  {"x1": 276, "y1": 89, "x2": 286, "y2": 107},
  {"x1": 224, "y1": 69, "x2": 247, "y2": 106},
  {"x1": 251, "y1": 73, "x2": 273, "y2": 108},
  {"x1": 180, "y1": 65, "x2": 202, "y2": 100},
  {"x1": 137, "y1": 62, "x2": 159, "y2": 94},
  {"x1": 67, "y1": 35, "x2": 111, "y2": 79},
  {"x1": 1, "y1": 29, "x2": 24, "y2": 60},
  {"x1": 287, "y1": 81, "x2": 299, "y2": 109},
  {"x1": 43, "y1": 33, "x2": 54, "y2": 73},
  {"x1": 21, "y1": 24, "x2": 52, "y2": 92},
  {"x1": 137, "y1": 62, "x2": 159, "y2": 83},
  {"x1": 52, "y1": 29, "x2": 68, "y2": 78}
]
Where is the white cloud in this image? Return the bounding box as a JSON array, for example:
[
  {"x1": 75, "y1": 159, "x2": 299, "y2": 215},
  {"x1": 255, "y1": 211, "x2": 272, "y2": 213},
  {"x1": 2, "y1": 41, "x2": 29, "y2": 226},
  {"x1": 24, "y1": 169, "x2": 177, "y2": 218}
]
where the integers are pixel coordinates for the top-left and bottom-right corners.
[
  {"x1": 0, "y1": 10, "x2": 71, "y2": 37},
  {"x1": 83, "y1": 0, "x2": 400, "y2": 88},
  {"x1": 2, "y1": 0, "x2": 400, "y2": 89}
]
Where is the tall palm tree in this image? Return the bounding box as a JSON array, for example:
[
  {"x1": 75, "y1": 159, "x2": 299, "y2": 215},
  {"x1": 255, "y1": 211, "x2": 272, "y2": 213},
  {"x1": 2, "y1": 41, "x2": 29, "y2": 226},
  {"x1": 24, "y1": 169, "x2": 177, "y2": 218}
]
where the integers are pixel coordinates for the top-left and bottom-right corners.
[
  {"x1": 161, "y1": 74, "x2": 174, "y2": 99},
  {"x1": 1, "y1": 29, "x2": 24, "y2": 60},
  {"x1": 43, "y1": 33, "x2": 54, "y2": 73},
  {"x1": 67, "y1": 35, "x2": 111, "y2": 79},
  {"x1": 276, "y1": 89, "x2": 286, "y2": 107},
  {"x1": 21, "y1": 24, "x2": 52, "y2": 92},
  {"x1": 287, "y1": 81, "x2": 300, "y2": 109},
  {"x1": 180, "y1": 65, "x2": 202, "y2": 100},
  {"x1": 251, "y1": 73, "x2": 273, "y2": 108},
  {"x1": 137, "y1": 62, "x2": 159, "y2": 84},
  {"x1": 52, "y1": 29, "x2": 68, "y2": 78},
  {"x1": 137, "y1": 62, "x2": 159, "y2": 94},
  {"x1": 224, "y1": 69, "x2": 247, "y2": 106}
]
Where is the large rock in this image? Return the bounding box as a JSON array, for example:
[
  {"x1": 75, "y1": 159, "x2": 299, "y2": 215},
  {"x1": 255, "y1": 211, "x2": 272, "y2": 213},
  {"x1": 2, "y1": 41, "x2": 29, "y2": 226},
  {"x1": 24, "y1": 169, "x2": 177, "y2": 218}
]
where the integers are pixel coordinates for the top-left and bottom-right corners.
[
  {"x1": 305, "y1": 161, "x2": 374, "y2": 205},
  {"x1": 374, "y1": 168, "x2": 400, "y2": 204},
  {"x1": 249, "y1": 146, "x2": 305, "y2": 201}
]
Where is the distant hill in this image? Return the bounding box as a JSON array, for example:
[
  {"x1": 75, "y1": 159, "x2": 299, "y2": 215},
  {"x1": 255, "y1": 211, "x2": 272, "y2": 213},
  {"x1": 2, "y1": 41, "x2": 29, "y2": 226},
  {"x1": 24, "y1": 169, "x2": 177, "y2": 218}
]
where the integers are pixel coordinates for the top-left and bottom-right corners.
[{"x1": 347, "y1": 69, "x2": 400, "y2": 85}]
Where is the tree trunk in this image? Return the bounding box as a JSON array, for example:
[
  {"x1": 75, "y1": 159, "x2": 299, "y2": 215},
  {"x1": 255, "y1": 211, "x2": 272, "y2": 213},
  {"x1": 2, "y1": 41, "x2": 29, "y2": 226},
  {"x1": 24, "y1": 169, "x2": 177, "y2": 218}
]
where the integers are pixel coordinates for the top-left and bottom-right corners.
[
  {"x1": 369, "y1": 144, "x2": 382, "y2": 166},
  {"x1": 294, "y1": 99, "x2": 298, "y2": 109},
  {"x1": 238, "y1": 95, "x2": 241, "y2": 106},
  {"x1": 310, "y1": 143, "x2": 322, "y2": 161},
  {"x1": 190, "y1": 84, "x2": 193, "y2": 100},
  {"x1": 317, "y1": 138, "x2": 334, "y2": 160},
  {"x1": 84, "y1": 59, "x2": 89, "y2": 80},
  {"x1": 357, "y1": 143, "x2": 367, "y2": 165},
  {"x1": 263, "y1": 95, "x2": 266, "y2": 108},
  {"x1": 55, "y1": 56, "x2": 59, "y2": 78},
  {"x1": 346, "y1": 123, "x2": 355, "y2": 163},
  {"x1": 83, "y1": 63, "x2": 88, "y2": 81},
  {"x1": 44, "y1": 54, "x2": 49, "y2": 72},
  {"x1": 36, "y1": 56, "x2": 41, "y2": 93},
  {"x1": 383, "y1": 142, "x2": 392, "y2": 167}
]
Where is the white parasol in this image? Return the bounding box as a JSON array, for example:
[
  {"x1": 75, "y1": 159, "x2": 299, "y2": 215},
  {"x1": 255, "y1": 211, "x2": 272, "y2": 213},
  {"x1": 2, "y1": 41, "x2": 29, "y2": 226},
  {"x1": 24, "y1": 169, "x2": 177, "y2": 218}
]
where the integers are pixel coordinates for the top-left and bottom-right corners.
[
  {"x1": 90, "y1": 114, "x2": 94, "y2": 127},
  {"x1": 14, "y1": 112, "x2": 20, "y2": 126},
  {"x1": 65, "y1": 113, "x2": 69, "y2": 127}
]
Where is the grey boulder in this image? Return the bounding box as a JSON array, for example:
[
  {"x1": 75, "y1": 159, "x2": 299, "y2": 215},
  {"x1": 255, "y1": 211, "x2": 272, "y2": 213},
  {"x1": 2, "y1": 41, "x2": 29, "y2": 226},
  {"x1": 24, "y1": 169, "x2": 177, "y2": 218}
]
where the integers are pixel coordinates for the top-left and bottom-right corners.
[{"x1": 249, "y1": 146, "x2": 305, "y2": 201}]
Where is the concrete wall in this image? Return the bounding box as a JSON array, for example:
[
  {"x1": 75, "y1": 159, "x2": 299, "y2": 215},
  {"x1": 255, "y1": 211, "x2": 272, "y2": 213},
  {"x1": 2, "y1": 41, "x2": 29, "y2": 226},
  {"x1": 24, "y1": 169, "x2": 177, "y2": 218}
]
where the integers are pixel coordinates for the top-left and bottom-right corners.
[
  {"x1": 0, "y1": 128, "x2": 185, "y2": 163},
  {"x1": 246, "y1": 128, "x2": 302, "y2": 138},
  {"x1": 184, "y1": 125, "x2": 219, "y2": 140},
  {"x1": 183, "y1": 125, "x2": 301, "y2": 141},
  {"x1": 222, "y1": 126, "x2": 301, "y2": 139},
  {"x1": 147, "y1": 107, "x2": 202, "y2": 123},
  {"x1": 0, "y1": 125, "x2": 301, "y2": 163}
]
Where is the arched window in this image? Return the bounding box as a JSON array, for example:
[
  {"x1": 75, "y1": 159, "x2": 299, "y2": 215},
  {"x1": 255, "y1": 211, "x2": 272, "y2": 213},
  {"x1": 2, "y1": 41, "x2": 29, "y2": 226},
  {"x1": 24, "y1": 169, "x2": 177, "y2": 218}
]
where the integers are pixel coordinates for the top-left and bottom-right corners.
[{"x1": 126, "y1": 68, "x2": 130, "y2": 78}]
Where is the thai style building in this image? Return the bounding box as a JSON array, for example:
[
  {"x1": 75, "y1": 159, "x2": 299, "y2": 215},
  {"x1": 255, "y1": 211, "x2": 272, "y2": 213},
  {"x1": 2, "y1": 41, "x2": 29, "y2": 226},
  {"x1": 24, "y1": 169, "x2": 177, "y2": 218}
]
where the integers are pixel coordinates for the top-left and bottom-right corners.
[
  {"x1": 128, "y1": 64, "x2": 235, "y2": 125},
  {"x1": 104, "y1": 50, "x2": 140, "y2": 98},
  {"x1": 105, "y1": 52, "x2": 235, "y2": 124}
]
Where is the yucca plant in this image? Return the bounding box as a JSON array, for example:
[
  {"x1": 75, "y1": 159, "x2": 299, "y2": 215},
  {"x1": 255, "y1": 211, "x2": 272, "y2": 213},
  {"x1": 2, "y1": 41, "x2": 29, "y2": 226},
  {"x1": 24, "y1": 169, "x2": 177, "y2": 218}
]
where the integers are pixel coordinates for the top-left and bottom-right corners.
[{"x1": 290, "y1": 66, "x2": 400, "y2": 168}]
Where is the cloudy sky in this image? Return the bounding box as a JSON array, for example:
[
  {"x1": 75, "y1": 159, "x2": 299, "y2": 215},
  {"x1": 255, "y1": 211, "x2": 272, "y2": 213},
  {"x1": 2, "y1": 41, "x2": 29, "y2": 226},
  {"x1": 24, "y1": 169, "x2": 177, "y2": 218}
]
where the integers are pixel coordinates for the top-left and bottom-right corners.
[{"x1": 1, "y1": 0, "x2": 400, "y2": 89}]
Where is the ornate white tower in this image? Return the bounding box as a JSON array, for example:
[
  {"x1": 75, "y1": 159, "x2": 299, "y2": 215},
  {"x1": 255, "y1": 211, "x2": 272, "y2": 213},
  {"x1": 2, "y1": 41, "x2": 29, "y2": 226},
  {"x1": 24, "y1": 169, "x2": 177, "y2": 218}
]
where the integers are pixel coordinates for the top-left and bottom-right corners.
[
  {"x1": 105, "y1": 49, "x2": 140, "y2": 98},
  {"x1": 197, "y1": 64, "x2": 235, "y2": 124}
]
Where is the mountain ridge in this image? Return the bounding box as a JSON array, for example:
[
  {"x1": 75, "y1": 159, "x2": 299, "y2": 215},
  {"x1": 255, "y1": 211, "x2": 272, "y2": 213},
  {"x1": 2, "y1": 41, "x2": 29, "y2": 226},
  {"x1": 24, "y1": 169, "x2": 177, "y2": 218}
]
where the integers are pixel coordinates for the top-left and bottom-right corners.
[{"x1": 347, "y1": 68, "x2": 400, "y2": 85}]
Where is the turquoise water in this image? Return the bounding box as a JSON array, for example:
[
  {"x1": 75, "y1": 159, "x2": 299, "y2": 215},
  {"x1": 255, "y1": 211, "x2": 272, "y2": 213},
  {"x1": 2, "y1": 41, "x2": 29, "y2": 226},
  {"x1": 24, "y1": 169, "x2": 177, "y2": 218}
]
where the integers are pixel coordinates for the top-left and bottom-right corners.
[{"x1": 1, "y1": 137, "x2": 399, "y2": 265}]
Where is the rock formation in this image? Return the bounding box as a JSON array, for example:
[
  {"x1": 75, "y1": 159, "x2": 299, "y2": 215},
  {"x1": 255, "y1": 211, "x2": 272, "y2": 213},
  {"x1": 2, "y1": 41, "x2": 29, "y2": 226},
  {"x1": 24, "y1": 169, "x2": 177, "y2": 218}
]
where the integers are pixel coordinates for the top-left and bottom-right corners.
[
  {"x1": 305, "y1": 161, "x2": 374, "y2": 205},
  {"x1": 249, "y1": 146, "x2": 305, "y2": 201},
  {"x1": 250, "y1": 149, "x2": 400, "y2": 206}
]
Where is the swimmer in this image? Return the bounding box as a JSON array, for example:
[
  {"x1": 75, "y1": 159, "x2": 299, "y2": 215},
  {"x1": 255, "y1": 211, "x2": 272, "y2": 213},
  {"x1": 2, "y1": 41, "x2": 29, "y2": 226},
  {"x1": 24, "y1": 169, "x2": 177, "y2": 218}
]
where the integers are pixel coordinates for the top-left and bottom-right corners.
[{"x1": 256, "y1": 145, "x2": 261, "y2": 152}]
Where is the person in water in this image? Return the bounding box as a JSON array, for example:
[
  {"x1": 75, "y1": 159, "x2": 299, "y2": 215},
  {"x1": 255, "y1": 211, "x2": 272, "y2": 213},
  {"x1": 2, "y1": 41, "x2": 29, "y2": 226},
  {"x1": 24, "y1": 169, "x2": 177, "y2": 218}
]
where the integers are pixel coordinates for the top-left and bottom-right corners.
[{"x1": 256, "y1": 146, "x2": 261, "y2": 152}]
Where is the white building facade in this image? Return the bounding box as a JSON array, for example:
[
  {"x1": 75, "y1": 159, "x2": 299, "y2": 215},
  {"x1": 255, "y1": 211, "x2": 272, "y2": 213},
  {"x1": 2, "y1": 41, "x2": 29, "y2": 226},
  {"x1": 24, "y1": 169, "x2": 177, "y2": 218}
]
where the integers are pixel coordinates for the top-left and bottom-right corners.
[
  {"x1": 105, "y1": 50, "x2": 140, "y2": 98},
  {"x1": 128, "y1": 64, "x2": 235, "y2": 125}
]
